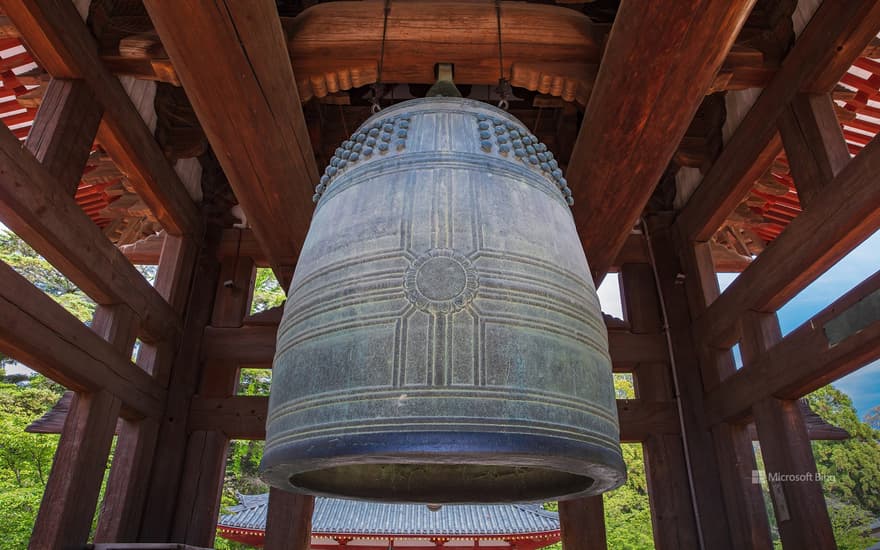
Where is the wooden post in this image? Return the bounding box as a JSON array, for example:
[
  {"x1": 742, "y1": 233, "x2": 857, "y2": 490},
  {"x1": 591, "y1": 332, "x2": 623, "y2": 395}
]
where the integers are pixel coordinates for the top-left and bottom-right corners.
[
  {"x1": 559, "y1": 496, "x2": 606, "y2": 550},
  {"x1": 139, "y1": 232, "x2": 219, "y2": 541},
  {"x1": 620, "y1": 263, "x2": 700, "y2": 549},
  {"x1": 25, "y1": 79, "x2": 102, "y2": 195},
  {"x1": 96, "y1": 234, "x2": 200, "y2": 542},
  {"x1": 169, "y1": 255, "x2": 255, "y2": 545},
  {"x1": 265, "y1": 489, "x2": 315, "y2": 550},
  {"x1": 30, "y1": 305, "x2": 138, "y2": 549},
  {"x1": 740, "y1": 311, "x2": 835, "y2": 549},
  {"x1": 647, "y1": 217, "x2": 771, "y2": 549}
]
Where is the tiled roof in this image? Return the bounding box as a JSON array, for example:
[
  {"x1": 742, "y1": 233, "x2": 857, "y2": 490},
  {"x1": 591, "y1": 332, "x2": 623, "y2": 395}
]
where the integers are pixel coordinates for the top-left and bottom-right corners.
[{"x1": 218, "y1": 493, "x2": 560, "y2": 536}]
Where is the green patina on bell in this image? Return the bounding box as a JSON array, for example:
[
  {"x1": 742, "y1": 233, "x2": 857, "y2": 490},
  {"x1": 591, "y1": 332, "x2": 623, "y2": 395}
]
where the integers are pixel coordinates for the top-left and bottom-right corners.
[{"x1": 261, "y1": 92, "x2": 625, "y2": 503}]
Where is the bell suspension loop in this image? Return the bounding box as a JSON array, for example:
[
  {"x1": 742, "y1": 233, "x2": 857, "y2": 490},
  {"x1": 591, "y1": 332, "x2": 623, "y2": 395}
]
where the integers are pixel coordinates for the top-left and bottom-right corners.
[{"x1": 371, "y1": 0, "x2": 392, "y2": 114}]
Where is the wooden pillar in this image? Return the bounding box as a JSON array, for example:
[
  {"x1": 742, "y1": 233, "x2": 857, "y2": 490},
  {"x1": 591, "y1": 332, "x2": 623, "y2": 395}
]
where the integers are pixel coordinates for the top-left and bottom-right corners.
[
  {"x1": 96, "y1": 234, "x2": 199, "y2": 542},
  {"x1": 25, "y1": 79, "x2": 102, "y2": 195},
  {"x1": 740, "y1": 311, "x2": 836, "y2": 549},
  {"x1": 620, "y1": 263, "x2": 700, "y2": 549},
  {"x1": 648, "y1": 216, "x2": 771, "y2": 549},
  {"x1": 559, "y1": 497, "x2": 605, "y2": 550},
  {"x1": 169, "y1": 255, "x2": 255, "y2": 545},
  {"x1": 264, "y1": 488, "x2": 315, "y2": 550},
  {"x1": 30, "y1": 305, "x2": 138, "y2": 549},
  {"x1": 140, "y1": 231, "x2": 219, "y2": 541}
]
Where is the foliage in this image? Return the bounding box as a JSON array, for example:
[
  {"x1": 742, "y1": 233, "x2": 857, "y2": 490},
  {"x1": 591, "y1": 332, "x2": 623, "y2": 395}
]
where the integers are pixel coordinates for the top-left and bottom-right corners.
[
  {"x1": 0, "y1": 376, "x2": 64, "y2": 547},
  {"x1": 864, "y1": 404, "x2": 880, "y2": 432},
  {"x1": 250, "y1": 268, "x2": 286, "y2": 314},
  {"x1": 806, "y1": 386, "x2": 880, "y2": 514},
  {"x1": 0, "y1": 230, "x2": 96, "y2": 323}
]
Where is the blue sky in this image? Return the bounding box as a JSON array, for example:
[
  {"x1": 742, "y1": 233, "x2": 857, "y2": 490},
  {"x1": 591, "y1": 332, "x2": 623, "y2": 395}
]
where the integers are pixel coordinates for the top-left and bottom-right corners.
[{"x1": 597, "y1": 230, "x2": 879, "y2": 419}]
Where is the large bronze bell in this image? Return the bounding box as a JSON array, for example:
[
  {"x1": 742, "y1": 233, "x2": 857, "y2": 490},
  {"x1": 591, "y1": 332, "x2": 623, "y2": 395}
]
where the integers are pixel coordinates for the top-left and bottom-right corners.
[{"x1": 261, "y1": 97, "x2": 625, "y2": 503}]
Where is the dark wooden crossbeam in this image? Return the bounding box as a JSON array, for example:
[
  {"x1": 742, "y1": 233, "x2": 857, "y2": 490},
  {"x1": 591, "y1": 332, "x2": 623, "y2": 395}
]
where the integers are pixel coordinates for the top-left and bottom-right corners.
[
  {"x1": 2, "y1": 0, "x2": 201, "y2": 237},
  {"x1": 0, "y1": 261, "x2": 165, "y2": 419},
  {"x1": 567, "y1": 0, "x2": 755, "y2": 282},
  {"x1": 0, "y1": 124, "x2": 180, "y2": 342},
  {"x1": 697, "y1": 135, "x2": 880, "y2": 348},
  {"x1": 677, "y1": 0, "x2": 880, "y2": 242},
  {"x1": 705, "y1": 269, "x2": 880, "y2": 424},
  {"x1": 187, "y1": 395, "x2": 681, "y2": 443},
  {"x1": 142, "y1": 0, "x2": 319, "y2": 288}
]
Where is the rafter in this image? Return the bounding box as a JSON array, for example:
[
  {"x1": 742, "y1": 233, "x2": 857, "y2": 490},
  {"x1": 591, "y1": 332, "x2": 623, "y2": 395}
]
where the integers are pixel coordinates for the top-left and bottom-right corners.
[
  {"x1": 677, "y1": 0, "x2": 880, "y2": 242},
  {"x1": 142, "y1": 0, "x2": 319, "y2": 288},
  {"x1": 1, "y1": 0, "x2": 201, "y2": 236}
]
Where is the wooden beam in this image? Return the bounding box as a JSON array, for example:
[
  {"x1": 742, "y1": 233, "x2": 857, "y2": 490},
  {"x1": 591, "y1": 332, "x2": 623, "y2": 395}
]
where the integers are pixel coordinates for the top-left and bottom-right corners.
[
  {"x1": 648, "y1": 218, "x2": 771, "y2": 550},
  {"x1": 170, "y1": 430, "x2": 229, "y2": 546},
  {"x1": 187, "y1": 395, "x2": 679, "y2": 443},
  {"x1": 142, "y1": 0, "x2": 318, "y2": 287},
  {"x1": 30, "y1": 305, "x2": 136, "y2": 549},
  {"x1": 567, "y1": 0, "x2": 755, "y2": 281},
  {"x1": 285, "y1": 1, "x2": 600, "y2": 100},
  {"x1": 705, "y1": 269, "x2": 880, "y2": 423},
  {"x1": 98, "y1": 234, "x2": 200, "y2": 541},
  {"x1": 200, "y1": 324, "x2": 667, "y2": 370},
  {"x1": 94, "y1": 417, "x2": 160, "y2": 543},
  {"x1": 24, "y1": 78, "x2": 102, "y2": 195},
  {"x1": 0, "y1": 260, "x2": 165, "y2": 418},
  {"x1": 621, "y1": 263, "x2": 700, "y2": 549},
  {"x1": 265, "y1": 489, "x2": 314, "y2": 550},
  {"x1": 677, "y1": 0, "x2": 880, "y2": 242},
  {"x1": 740, "y1": 310, "x2": 833, "y2": 548},
  {"x1": 559, "y1": 497, "x2": 606, "y2": 550},
  {"x1": 139, "y1": 234, "x2": 220, "y2": 540},
  {"x1": 2, "y1": 0, "x2": 201, "y2": 236},
  {"x1": 697, "y1": 135, "x2": 880, "y2": 348},
  {"x1": 29, "y1": 390, "x2": 121, "y2": 549},
  {"x1": 0, "y1": 123, "x2": 180, "y2": 342},
  {"x1": 777, "y1": 94, "x2": 849, "y2": 209},
  {"x1": 753, "y1": 398, "x2": 835, "y2": 548}
]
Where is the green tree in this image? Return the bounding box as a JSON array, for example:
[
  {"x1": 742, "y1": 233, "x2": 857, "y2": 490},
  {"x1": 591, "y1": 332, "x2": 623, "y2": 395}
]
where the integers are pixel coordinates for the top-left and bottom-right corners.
[
  {"x1": 0, "y1": 377, "x2": 64, "y2": 547},
  {"x1": 0, "y1": 230, "x2": 95, "y2": 322},
  {"x1": 806, "y1": 386, "x2": 880, "y2": 514},
  {"x1": 864, "y1": 404, "x2": 880, "y2": 432},
  {"x1": 250, "y1": 268, "x2": 286, "y2": 314}
]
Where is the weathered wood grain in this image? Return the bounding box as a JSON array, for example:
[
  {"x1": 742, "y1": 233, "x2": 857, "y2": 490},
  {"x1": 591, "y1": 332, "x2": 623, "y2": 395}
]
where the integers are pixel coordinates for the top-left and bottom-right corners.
[
  {"x1": 25, "y1": 78, "x2": 102, "y2": 195},
  {"x1": 568, "y1": 0, "x2": 755, "y2": 282},
  {"x1": 0, "y1": 261, "x2": 164, "y2": 418},
  {"x1": 698, "y1": 135, "x2": 880, "y2": 348},
  {"x1": 143, "y1": 0, "x2": 318, "y2": 288},
  {"x1": 3, "y1": 0, "x2": 201, "y2": 236},
  {"x1": 0, "y1": 123, "x2": 180, "y2": 342}
]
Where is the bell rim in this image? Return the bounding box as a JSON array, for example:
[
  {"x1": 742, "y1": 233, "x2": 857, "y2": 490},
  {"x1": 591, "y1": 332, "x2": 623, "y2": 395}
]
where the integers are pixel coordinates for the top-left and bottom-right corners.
[{"x1": 260, "y1": 430, "x2": 626, "y2": 504}]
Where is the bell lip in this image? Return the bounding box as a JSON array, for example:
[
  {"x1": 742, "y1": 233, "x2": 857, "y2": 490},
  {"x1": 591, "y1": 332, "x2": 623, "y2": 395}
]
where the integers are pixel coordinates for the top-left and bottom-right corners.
[{"x1": 260, "y1": 430, "x2": 626, "y2": 504}]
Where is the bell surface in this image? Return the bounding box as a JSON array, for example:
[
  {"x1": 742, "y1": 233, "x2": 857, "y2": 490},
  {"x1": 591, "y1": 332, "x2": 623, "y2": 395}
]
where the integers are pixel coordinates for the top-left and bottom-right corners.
[{"x1": 261, "y1": 97, "x2": 625, "y2": 503}]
